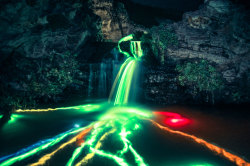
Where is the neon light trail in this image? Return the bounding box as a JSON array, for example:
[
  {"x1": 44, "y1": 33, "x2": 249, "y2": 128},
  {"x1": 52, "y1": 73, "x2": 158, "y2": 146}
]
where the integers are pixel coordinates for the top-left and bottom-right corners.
[
  {"x1": 0, "y1": 34, "x2": 249, "y2": 166},
  {"x1": 150, "y1": 120, "x2": 250, "y2": 166}
]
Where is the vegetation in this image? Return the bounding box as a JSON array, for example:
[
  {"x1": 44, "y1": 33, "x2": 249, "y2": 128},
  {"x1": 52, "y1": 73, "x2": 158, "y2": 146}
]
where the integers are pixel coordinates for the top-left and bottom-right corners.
[
  {"x1": 176, "y1": 60, "x2": 224, "y2": 103},
  {"x1": 132, "y1": 23, "x2": 178, "y2": 65},
  {"x1": 29, "y1": 51, "x2": 82, "y2": 100},
  {"x1": 0, "y1": 51, "x2": 82, "y2": 111},
  {"x1": 150, "y1": 23, "x2": 178, "y2": 64}
]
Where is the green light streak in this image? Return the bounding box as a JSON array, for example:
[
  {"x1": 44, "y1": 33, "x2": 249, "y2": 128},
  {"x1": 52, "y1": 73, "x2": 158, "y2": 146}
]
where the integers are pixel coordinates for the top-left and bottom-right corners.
[
  {"x1": 109, "y1": 58, "x2": 133, "y2": 102},
  {"x1": 117, "y1": 34, "x2": 144, "y2": 60},
  {"x1": 113, "y1": 34, "x2": 145, "y2": 105},
  {"x1": 190, "y1": 164, "x2": 214, "y2": 166},
  {"x1": 101, "y1": 107, "x2": 152, "y2": 121},
  {"x1": 114, "y1": 59, "x2": 137, "y2": 105},
  {"x1": 90, "y1": 147, "x2": 129, "y2": 166},
  {"x1": 57, "y1": 103, "x2": 102, "y2": 112},
  {"x1": 118, "y1": 34, "x2": 134, "y2": 58},
  {"x1": 118, "y1": 127, "x2": 131, "y2": 156},
  {"x1": 130, "y1": 41, "x2": 144, "y2": 60},
  {"x1": 117, "y1": 123, "x2": 147, "y2": 166},
  {"x1": 66, "y1": 122, "x2": 107, "y2": 166},
  {"x1": 8, "y1": 114, "x2": 25, "y2": 124},
  {"x1": 0, "y1": 124, "x2": 93, "y2": 166},
  {"x1": 66, "y1": 107, "x2": 149, "y2": 166},
  {"x1": 129, "y1": 145, "x2": 147, "y2": 166},
  {"x1": 66, "y1": 143, "x2": 86, "y2": 166}
]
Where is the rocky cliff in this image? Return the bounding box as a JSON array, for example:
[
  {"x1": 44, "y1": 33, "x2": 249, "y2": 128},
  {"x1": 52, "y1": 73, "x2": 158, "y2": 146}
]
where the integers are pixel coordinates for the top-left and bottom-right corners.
[{"x1": 143, "y1": 0, "x2": 250, "y2": 105}]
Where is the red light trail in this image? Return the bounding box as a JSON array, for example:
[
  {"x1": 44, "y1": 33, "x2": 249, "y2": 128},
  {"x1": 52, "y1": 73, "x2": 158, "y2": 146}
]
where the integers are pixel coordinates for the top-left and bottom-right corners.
[{"x1": 153, "y1": 111, "x2": 191, "y2": 127}]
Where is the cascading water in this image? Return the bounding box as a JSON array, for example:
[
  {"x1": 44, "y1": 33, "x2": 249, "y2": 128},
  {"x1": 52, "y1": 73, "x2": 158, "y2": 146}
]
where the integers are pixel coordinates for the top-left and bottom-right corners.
[
  {"x1": 111, "y1": 48, "x2": 121, "y2": 83},
  {"x1": 110, "y1": 58, "x2": 137, "y2": 105},
  {"x1": 87, "y1": 64, "x2": 93, "y2": 97},
  {"x1": 98, "y1": 63, "x2": 107, "y2": 97},
  {"x1": 109, "y1": 34, "x2": 144, "y2": 105}
]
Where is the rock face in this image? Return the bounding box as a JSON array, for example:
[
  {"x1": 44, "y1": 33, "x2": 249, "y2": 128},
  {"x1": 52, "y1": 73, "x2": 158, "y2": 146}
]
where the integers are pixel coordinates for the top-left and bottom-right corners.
[
  {"x1": 168, "y1": 0, "x2": 250, "y2": 79},
  {"x1": 143, "y1": 0, "x2": 250, "y2": 104},
  {"x1": 0, "y1": 0, "x2": 99, "y2": 61},
  {"x1": 91, "y1": 0, "x2": 133, "y2": 42},
  {"x1": 143, "y1": 60, "x2": 186, "y2": 105}
]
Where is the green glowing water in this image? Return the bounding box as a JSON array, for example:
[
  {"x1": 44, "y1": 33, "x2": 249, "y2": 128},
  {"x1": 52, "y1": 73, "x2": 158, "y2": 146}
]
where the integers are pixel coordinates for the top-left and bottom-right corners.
[
  {"x1": 114, "y1": 58, "x2": 137, "y2": 105},
  {"x1": 111, "y1": 34, "x2": 144, "y2": 105}
]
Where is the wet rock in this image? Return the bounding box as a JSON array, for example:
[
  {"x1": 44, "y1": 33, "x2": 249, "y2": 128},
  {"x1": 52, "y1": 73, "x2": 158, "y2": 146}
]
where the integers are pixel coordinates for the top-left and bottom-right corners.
[
  {"x1": 222, "y1": 69, "x2": 236, "y2": 83},
  {"x1": 207, "y1": 0, "x2": 231, "y2": 14},
  {"x1": 91, "y1": 0, "x2": 133, "y2": 42}
]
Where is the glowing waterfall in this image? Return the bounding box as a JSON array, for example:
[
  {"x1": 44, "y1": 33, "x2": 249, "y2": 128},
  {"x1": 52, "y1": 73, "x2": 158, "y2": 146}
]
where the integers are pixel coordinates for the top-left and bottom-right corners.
[
  {"x1": 109, "y1": 34, "x2": 143, "y2": 105},
  {"x1": 113, "y1": 58, "x2": 137, "y2": 105}
]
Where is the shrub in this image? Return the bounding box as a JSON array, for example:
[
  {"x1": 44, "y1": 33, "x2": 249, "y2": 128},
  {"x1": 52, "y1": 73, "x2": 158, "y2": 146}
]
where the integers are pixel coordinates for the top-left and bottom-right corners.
[
  {"x1": 29, "y1": 51, "x2": 82, "y2": 100},
  {"x1": 0, "y1": 51, "x2": 82, "y2": 110},
  {"x1": 176, "y1": 60, "x2": 224, "y2": 103},
  {"x1": 150, "y1": 23, "x2": 178, "y2": 64}
]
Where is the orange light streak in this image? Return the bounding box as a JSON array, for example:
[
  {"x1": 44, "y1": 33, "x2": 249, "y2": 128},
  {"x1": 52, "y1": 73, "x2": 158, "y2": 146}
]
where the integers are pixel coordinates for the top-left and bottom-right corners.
[
  {"x1": 29, "y1": 127, "x2": 92, "y2": 166},
  {"x1": 150, "y1": 120, "x2": 250, "y2": 166},
  {"x1": 76, "y1": 127, "x2": 93, "y2": 146}
]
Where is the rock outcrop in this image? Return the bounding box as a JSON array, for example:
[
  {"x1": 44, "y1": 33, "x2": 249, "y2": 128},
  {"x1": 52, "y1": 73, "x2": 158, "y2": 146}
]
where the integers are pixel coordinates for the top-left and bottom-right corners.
[
  {"x1": 143, "y1": 0, "x2": 250, "y2": 104},
  {"x1": 91, "y1": 0, "x2": 133, "y2": 42},
  {"x1": 0, "y1": 0, "x2": 99, "y2": 61},
  {"x1": 168, "y1": 0, "x2": 250, "y2": 81}
]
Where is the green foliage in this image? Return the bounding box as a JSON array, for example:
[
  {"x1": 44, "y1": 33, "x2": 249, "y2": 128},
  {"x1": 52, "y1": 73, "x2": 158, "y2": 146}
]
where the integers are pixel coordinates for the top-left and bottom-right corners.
[
  {"x1": 0, "y1": 95, "x2": 36, "y2": 110},
  {"x1": 29, "y1": 51, "x2": 82, "y2": 99},
  {"x1": 132, "y1": 31, "x2": 159, "y2": 66},
  {"x1": 150, "y1": 23, "x2": 178, "y2": 64},
  {"x1": 176, "y1": 60, "x2": 224, "y2": 96},
  {"x1": 132, "y1": 23, "x2": 178, "y2": 65},
  {"x1": 151, "y1": 23, "x2": 178, "y2": 50},
  {"x1": 232, "y1": 92, "x2": 243, "y2": 102},
  {"x1": 0, "y1": 51, "x2": 82, "y2": 110}
]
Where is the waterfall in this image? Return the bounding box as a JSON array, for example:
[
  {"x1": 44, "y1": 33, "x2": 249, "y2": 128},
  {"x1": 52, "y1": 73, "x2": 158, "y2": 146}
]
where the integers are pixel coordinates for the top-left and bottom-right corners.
[
  {"x1": 109, "y1": 57, "x2": 137, "y2": 105},
  {"x1": 98, "y1": 63, "x2": 107, "y2": 97},
  {"x1": 114, "y1": 58, "x2": 137, "y2": 105},
  {"x1": 87, "y1": 64, "x2": 93, "y2": 97},
  {"x1": 112, "y1": 60, "x2": 120, "y2": 83},
  {"x1": 108, "y1": 37, "x2": 144, "y2": 105}
]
